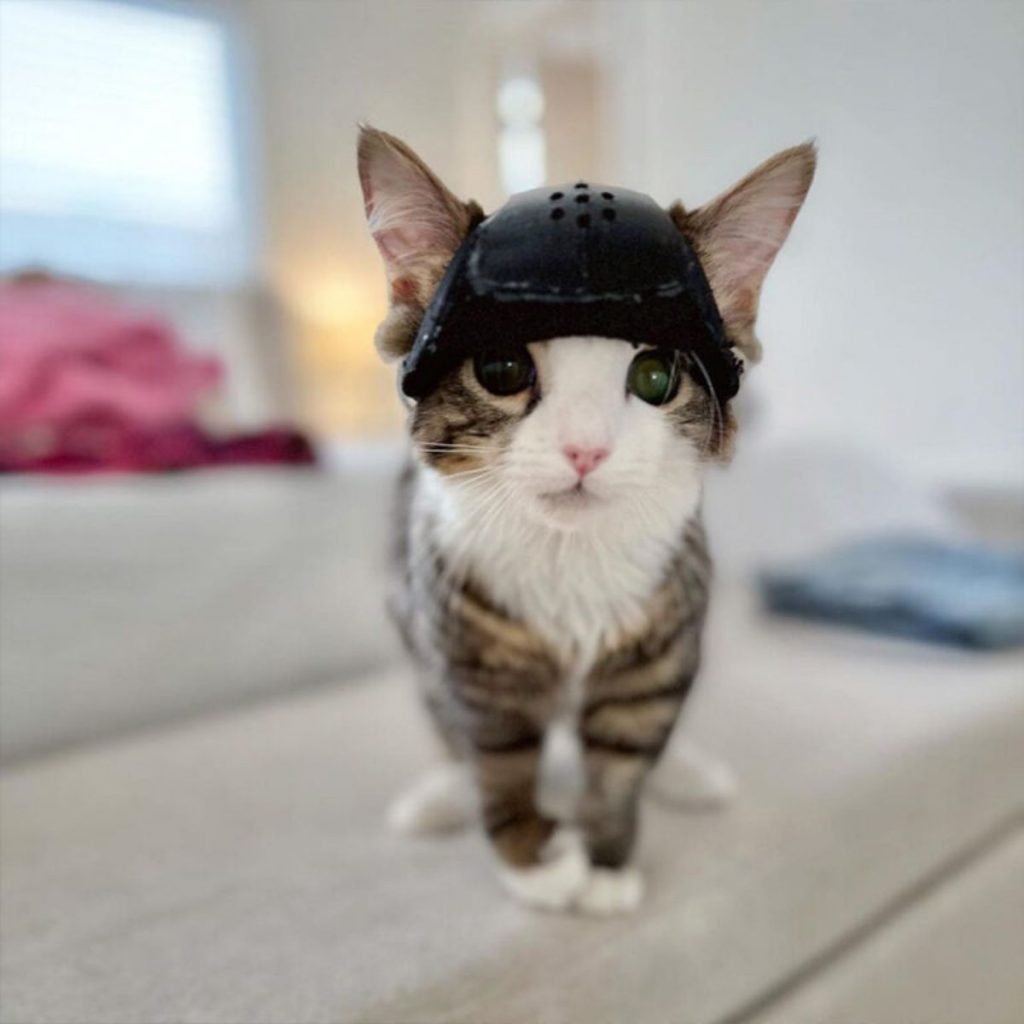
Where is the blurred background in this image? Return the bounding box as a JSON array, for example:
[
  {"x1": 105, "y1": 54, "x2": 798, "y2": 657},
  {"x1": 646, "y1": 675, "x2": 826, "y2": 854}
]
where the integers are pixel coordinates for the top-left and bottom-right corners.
[
  {"x1": 2, "y1": 0, "x2": 1021, "y2": 472},
  {"x1": 1, "y1": 3, "x2": 1022, "y2": 1023}
]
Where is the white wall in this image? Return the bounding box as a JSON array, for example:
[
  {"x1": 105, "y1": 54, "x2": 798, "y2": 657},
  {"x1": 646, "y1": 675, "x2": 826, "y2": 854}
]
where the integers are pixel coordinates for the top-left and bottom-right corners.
[
  {"x1": 242, "y1": 0, "x2": 491, "y2": 304},
  {"x1": 604, "y1": 0, "x2": 1024, "y2": 490},
  {"x1": 235, "y1": 0, "x2": 504, "y2": 433}
]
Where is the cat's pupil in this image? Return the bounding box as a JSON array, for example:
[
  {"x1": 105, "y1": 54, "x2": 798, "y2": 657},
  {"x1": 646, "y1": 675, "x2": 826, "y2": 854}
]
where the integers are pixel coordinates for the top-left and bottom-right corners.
[
  {"x1": 474, "y1": 347, "x2": 535, "y2": 396},
  {"x1": 627, "y1": 350, "x2": 678, "y2": 405}
]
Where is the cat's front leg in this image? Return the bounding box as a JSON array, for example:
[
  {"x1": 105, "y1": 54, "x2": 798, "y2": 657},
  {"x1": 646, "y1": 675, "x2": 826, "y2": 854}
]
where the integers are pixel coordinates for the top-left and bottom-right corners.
[
  {"x1": 576, "y1": 675, "x2": 694, "y2": 913},
  {"x1": 463, "y1": 706, "x2": 589, "y2": 910},
  {"x1": 575, "y1": 747, "x2": 647, "y2": 914}
]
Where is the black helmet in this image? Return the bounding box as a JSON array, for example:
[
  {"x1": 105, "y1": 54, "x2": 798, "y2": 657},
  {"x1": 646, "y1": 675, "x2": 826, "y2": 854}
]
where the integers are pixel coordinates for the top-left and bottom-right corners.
[{"x1": 400, "y1": 182, "x2": 741, "y2": 401}]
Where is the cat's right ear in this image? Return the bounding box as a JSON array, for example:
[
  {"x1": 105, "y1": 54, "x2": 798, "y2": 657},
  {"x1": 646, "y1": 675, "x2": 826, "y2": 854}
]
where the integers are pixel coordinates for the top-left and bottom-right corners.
[
  {"x1": 358, "y1": 125, "x2": 482, "y2": 361},
  {"x1": 671, "y1": 143, "x2": 816, "y2": 366}
]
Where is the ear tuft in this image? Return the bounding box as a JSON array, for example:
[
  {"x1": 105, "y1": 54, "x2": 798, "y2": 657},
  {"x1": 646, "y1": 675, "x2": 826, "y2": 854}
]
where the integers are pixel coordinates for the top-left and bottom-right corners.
[
  {"x1": 674, "y1": 142, "x2": 816, "y2": 364},
  {"x1": 358, "y1": 125, "x2": 480, "y2": 361}
]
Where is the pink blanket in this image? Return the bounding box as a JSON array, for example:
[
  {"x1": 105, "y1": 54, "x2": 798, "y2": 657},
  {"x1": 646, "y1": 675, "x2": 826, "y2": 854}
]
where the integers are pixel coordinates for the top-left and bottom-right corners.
[{"x1": 0, "y1": 281, "x2": 314, "y2": 473}]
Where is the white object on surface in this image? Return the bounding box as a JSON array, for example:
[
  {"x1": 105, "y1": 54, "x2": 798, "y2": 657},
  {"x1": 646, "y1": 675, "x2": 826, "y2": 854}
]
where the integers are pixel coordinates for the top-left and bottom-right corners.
[
  {"x1": 387, "y1": 763, "x2": 475, "y2": 836},
  {"x1": 647, "y1": 738, "x2": 738, "y2": 811}
]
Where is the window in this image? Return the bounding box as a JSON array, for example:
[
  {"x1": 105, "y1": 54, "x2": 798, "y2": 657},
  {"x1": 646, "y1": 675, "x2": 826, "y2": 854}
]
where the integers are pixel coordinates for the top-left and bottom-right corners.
[
  {"x1": 496, "y1": 73, "x2": 546, "y2": 196},
  {"x1": 0, "y1": 0, "x2": 250, "y2": 286}
]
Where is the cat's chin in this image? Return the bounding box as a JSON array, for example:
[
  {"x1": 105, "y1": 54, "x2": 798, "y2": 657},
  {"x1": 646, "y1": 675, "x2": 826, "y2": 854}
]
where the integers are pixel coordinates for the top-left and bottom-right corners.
[{"x1": 531, "y1": 484, "x2": 610, "y2": 529}]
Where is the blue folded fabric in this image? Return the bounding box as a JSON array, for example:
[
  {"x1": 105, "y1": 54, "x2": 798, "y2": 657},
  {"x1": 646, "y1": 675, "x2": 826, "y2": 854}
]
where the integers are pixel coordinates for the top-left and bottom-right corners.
[{"x1": 759, "y1": 536, "x2": 1024, "y2": 650}]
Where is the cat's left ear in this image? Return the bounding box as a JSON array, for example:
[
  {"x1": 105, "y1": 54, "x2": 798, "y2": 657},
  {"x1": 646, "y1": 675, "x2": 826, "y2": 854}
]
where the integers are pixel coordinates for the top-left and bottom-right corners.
[
  {"x1": 358, "y1": 125, "x2": 482, "y2": 361},
  {"x1": 671, "y1": 143, "x2": 816, "y2": 364}
]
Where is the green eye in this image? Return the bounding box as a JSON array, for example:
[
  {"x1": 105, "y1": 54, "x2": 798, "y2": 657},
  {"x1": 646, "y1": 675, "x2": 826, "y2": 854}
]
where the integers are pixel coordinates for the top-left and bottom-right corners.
[
  {"x1": 473, "y1": 346, "x2": 535, "y2": 396},
  {"x1": 627, "y1": 350, "x2": 679, "y2": 405}
]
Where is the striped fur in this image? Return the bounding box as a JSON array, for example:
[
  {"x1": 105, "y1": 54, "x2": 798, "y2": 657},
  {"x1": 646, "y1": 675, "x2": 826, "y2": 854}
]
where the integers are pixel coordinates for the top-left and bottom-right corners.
[{"x1": 393, "y1": 472, "x2": 710, "y2": 870}]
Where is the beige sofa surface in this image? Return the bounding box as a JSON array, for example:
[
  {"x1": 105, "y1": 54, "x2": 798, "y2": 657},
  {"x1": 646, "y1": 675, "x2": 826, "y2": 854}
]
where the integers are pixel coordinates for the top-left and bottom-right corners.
[
  {"x1": 0, "y1": 463, "x2": 401, "y2": 763},
  {"x1": 752, "y1": 829, "x2": 1024, "y2": 1024},
  {"x1": 2, "y1": 584, "x2": 1022, "y2": 1024}
]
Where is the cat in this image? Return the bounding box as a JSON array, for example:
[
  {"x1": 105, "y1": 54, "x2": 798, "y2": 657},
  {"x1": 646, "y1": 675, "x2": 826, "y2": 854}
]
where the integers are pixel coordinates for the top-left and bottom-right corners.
[{"x1": 358, "y1": 125, "x2": 815, "y2": 913}]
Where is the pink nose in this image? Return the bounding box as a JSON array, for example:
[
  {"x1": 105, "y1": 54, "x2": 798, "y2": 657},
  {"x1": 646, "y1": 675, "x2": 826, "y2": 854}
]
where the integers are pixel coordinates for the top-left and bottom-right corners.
[{"x1": 563, "y1": 444, "x2": 609, "y2": 477}]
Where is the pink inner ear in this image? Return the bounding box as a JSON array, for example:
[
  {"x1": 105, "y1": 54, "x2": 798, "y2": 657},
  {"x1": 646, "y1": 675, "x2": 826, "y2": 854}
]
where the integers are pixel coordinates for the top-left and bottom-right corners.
[
  {"x1": 729, "y1": 238, "x2": 781, "y2": 279},
  {"x1": 713, "y1": 202, "x2": 803, "y2": 291},
  {"x1": 374, "y1": 224, "x2": 437, "y2": 268},
  {"x1": 374, "y1": 215, "x2": 458, "y2": 274},
  {"x1": 359, "y1": 129, "x2": 468, "y2": 280}
]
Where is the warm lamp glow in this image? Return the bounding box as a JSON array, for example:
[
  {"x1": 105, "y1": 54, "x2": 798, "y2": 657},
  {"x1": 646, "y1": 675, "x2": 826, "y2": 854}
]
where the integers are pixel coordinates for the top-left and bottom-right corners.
[
  {"x1": 279, "y1": 266, "x2": 404, "y2": 438},
  {"x1": 289, "y1": 276, "x2": 381, "y2": 331}
]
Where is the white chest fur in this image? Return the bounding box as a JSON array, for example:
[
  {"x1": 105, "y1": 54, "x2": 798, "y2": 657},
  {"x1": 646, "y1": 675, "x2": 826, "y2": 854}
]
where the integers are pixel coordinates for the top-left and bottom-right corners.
[{"x1": 416, "y1": 465, "x2": 701, "y2": 675}]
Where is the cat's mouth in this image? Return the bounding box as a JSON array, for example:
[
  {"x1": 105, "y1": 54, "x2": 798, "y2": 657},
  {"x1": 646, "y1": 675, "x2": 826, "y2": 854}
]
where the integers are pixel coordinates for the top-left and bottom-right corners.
[{"x1": 537, "y1": 482, "x2": 604, "y2": 512}]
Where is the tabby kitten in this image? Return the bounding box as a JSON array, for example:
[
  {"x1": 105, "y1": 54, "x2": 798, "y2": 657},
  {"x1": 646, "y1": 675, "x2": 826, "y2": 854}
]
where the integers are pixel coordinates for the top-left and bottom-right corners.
[{"x1": 358, "y1": 126, "x2": 814, "y2": 913}]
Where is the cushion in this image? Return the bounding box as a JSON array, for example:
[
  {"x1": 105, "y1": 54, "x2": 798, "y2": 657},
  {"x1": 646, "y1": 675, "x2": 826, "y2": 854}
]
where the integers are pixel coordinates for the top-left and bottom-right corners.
[{"x1": 0, "y1": 461, "x2": 402, "y2": 762}]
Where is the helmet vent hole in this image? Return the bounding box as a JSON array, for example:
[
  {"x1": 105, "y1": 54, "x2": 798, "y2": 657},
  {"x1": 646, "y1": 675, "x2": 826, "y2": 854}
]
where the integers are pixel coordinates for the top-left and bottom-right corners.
[
  {"x1": 574, "y1": 193, "x2": 590, "y2": 203},
  {"x1": 602, "y1": 207, "x2": 616, "y2": 222},
  {"x1": 574, "y1": 181, "x2": 588, "y2": 189},
  {"x1": 550, "y1": 191, "x2": 564, "y2": 201},
  {"x1": 576, "y1": 213, "x2": 591, "y2": 228},
  {"x1": 550, "y1": 207, "x2": 565, "y2": 221},
  {"x1": 601, "y1": 191, "x2": 614, "y2": 200}
]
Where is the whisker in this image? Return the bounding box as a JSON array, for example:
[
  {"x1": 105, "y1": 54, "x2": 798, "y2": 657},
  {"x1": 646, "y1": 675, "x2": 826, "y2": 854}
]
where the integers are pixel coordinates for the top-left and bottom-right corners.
[
  {"x1": 689, "y1": 353, "x2": 724, "y2": 457},
  {"x1": 415, "y1": 442, "x2": 502, "y2": 453},
  {"x1": 446, "y1": 466, "x2": 502, "y2": 483}
]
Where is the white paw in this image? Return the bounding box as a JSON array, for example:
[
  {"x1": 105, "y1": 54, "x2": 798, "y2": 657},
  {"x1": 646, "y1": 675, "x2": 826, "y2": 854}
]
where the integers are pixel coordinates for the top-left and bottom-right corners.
[
  {"x1": 647, "y1": 739, "x2": 737, "y2": 812},
  {"x1": 576, "y1": 866, "x2": 645, "y2": 915},
  {"x1": 497, "y1": 830, "x2": 589, "y2": 911},
  {"x1": 387, "y1": 763, "x2": 475, "y2": 836}
]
